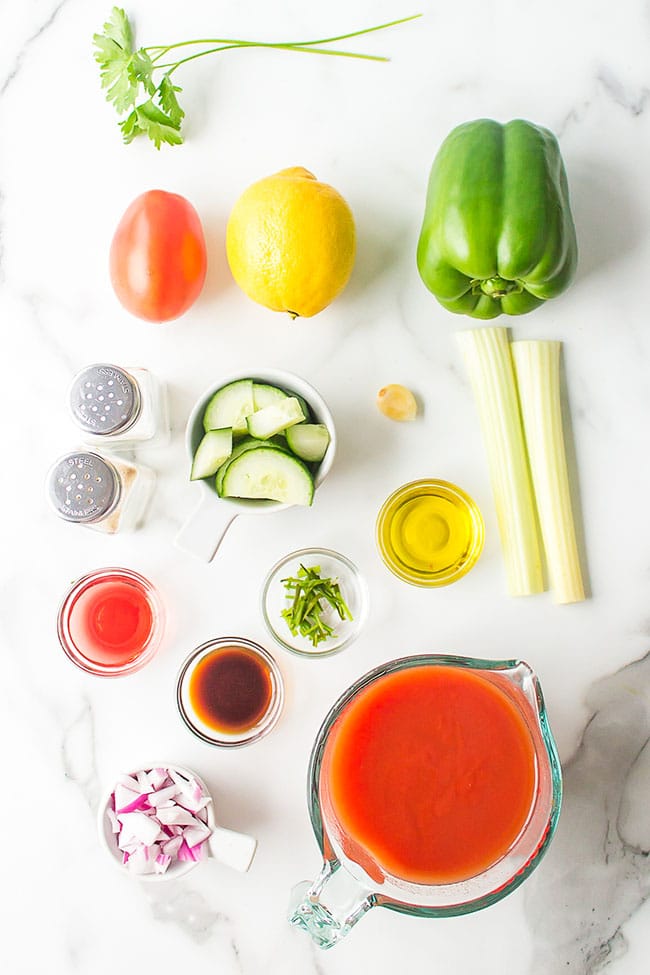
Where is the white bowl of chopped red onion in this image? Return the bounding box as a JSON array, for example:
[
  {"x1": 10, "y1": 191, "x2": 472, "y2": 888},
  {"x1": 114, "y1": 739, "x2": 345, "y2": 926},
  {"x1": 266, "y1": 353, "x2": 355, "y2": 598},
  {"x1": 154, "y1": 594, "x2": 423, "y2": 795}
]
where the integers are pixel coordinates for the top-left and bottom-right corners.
[{"x1": 98, "y1": 763, "x2": 257, "y2": 881}]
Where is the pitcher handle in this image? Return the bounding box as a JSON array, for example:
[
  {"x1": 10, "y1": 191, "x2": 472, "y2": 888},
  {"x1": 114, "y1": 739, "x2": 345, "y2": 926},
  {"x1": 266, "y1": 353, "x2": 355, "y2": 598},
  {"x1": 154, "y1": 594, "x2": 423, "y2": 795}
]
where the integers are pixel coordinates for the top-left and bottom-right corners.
[
  {"x1": 175, "y1": 494, "x2": 237, "y2": 562},
  {"x1": 288, "y1": 860, "x2": 374, "y2": 949}
]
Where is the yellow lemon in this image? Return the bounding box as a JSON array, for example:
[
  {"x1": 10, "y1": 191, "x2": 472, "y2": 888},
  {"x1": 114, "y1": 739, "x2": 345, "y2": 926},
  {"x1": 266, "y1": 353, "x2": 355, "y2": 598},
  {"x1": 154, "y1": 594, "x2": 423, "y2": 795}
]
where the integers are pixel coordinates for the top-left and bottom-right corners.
[{"x1": 226, "y1": 167, "x2": 356, "y2": 318}]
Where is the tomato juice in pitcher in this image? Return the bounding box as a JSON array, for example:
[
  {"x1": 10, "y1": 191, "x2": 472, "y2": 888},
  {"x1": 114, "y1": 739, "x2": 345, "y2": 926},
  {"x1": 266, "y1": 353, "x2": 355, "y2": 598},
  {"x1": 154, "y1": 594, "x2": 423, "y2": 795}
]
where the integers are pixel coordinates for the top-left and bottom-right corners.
[
  {"x1": 290, "y1": 655, "x2": 562, "y2": 949},
  {"x1": 320, "y1": 664, "x2": 537, "y2": 886}
]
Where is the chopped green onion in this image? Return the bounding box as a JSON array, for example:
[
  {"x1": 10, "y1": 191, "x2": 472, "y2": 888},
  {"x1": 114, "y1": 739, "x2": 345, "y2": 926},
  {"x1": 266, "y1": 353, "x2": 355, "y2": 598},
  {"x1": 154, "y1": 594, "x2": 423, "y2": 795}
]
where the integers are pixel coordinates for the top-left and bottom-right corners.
[
  {"x1": 457, "y1": 326, "x2": 544, "y2": 597},
  {"x1": 511, "y1": 341, "x2": 585, "y2": 604},
  {"x1": 281, "y1": 564, "x2": 353, "y2": 647}
]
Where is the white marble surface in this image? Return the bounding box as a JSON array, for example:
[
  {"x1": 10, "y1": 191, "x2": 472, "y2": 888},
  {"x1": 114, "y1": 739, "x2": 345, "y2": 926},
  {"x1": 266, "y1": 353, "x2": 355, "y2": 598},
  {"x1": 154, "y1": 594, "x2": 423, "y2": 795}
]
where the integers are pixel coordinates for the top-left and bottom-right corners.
[{"x1": 2, "y1": 0, "x2": 650, "y2": 971}]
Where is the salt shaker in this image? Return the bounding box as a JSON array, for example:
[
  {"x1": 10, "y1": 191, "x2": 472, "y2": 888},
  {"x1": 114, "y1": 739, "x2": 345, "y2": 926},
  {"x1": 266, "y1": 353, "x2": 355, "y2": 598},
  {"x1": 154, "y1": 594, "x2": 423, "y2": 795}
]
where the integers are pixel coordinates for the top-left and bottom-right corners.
[
  {"x1": 47, "y1": 450, "x2": 155, "y2": 534},
  {"x1": 68, "y1": 364, "x2": 169, "y2": 448}
]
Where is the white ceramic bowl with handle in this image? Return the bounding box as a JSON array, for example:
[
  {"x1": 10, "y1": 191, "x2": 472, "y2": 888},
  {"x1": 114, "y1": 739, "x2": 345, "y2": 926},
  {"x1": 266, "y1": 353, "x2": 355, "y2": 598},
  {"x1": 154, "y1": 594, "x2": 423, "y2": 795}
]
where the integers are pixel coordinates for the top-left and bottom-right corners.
[
  {"x1": 175, "y1": 368, "x2": 336, "y2": 562},
  {"x1": 97, "y1": 762, "x2": 257, "y2": 882}
]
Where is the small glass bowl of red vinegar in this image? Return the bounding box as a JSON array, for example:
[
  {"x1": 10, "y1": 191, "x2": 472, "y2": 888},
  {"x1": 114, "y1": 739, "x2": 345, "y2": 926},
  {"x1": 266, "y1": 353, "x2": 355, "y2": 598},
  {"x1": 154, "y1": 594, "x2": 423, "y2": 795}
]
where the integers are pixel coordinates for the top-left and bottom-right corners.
[{"x1": 57, "y1": 567, "x2": 165, "y2": 677}]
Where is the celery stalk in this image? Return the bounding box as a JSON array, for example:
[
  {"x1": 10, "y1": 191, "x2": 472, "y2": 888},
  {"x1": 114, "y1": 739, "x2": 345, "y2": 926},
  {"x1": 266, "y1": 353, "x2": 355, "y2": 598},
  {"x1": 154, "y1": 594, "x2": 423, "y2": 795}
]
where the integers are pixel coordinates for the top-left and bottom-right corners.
[
  {"x1": 512, "y1": 341, "x2": 585, "y2": 604},
  {"x1": 457, "y1": 327, "x2": 544, "y2": 596}
]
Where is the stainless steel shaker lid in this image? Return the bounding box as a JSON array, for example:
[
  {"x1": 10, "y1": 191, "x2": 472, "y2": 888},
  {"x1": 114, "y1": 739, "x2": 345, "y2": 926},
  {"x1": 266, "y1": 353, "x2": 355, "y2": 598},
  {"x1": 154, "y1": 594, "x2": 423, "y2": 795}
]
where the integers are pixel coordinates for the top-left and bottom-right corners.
[
  {"x1": 47, "y1": 452, "x2": 120, "y2": 523},
  {"x1": 69, "y1": 364, "x2": 141, "y2": 435}
]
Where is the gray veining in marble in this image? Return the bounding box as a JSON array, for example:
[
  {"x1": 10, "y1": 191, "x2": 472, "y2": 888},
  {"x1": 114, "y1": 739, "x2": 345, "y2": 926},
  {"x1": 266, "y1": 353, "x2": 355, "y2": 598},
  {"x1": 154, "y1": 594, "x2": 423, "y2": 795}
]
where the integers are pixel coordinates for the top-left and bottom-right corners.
[
  {"x1": 526, "y1": 651, "x2": 650, "y2": 973},
  {"x1": 0, "y1": 0, "x2": 71, "y2": 96},
  {"x1": 61, "y1": 696, "x2": 99, "y2": 809}
]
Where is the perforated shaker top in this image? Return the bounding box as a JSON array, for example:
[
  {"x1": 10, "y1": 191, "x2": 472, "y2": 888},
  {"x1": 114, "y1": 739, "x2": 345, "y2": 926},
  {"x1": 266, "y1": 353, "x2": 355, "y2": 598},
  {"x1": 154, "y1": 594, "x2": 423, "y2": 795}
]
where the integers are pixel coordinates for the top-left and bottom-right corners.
[
  {"x1": 47, "y1": 452, "x2": 120, "y2": 523},
  {"x1": 69, "y1": 364, "x2": 141, "y2": 435}
]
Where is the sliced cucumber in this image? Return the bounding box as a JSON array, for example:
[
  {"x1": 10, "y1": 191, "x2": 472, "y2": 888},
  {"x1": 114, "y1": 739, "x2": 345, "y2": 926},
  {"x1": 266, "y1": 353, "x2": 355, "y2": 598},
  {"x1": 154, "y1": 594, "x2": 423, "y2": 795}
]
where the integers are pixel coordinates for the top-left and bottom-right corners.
[
  {"x1": 293, "y1": 393, "x2": 312, "y2": 422},
  {"x1": 253, "y1": 382, "x2": 288, "y2": 411},
  {"x1": 285, "y1": 423, "x2": 330, "y2": 462},
  {"x1": 191, "y1": 428, "x2": 233, "y2": 480},
  {"x1": 222, "y1": 447, "x2": 314, "y2": 505},
  {"x1": 246, "y1": 397, "x2": 305, "y2": 440},
  {"x1": 203, "y1": 380, "x2": 254, "y2": 436},
  {"x1": 215, "y1": 437, "x2": 288, "y2": 496}
]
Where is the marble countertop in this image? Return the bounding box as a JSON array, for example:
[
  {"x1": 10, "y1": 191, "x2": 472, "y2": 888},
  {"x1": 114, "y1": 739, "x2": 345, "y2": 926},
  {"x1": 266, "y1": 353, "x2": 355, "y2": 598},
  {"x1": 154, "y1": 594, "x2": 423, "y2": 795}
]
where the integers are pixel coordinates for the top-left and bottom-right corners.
[{"x1": 3, "y1": 1, "x2": 650, "y2": 972}]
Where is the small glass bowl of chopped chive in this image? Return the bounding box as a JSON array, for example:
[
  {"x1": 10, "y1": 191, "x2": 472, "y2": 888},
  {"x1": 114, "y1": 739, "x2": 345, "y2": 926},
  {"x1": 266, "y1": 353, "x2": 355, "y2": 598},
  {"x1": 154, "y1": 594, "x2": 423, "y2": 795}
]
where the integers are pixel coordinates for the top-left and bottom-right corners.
[{"x1": 261, "y1": 548, "x2": 368, "y2": 657}]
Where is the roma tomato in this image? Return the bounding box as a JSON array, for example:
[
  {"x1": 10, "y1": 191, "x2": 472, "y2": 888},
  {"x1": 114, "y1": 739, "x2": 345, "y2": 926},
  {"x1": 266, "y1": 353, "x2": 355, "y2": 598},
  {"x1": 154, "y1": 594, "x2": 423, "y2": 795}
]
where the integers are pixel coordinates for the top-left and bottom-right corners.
[{"x1": 110, "y1": 189, "x2": 207, "y2": 323}]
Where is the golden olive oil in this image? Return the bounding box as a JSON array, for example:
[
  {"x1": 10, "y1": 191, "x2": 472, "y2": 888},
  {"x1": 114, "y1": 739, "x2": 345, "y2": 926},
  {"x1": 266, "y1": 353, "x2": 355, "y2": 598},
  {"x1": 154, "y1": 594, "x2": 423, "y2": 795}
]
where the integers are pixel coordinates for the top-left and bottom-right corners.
[{"x1": 376, "y1": 480, "x2": 484, "y2": 587}]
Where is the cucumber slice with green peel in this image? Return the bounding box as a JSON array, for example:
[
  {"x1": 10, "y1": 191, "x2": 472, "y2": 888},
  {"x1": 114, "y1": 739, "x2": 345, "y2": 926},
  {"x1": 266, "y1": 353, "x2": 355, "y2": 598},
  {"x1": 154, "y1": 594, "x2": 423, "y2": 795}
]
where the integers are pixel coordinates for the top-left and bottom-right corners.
[
  {"x1": 285, "y1": 423, "x2": 330, "y2": 462},
  {"x1": 215, "y1": 437, "x2": 288, "y2": 495},
  {"x1": 191, "y1": 428, "x2": 233, "y2": 480},
  {"x1": 253, "y1": 382, "x2": 289, "y2": 411},
  {"x1": 222, "y1": 447, "x2": 314, "y2": 505},
  {"x1": 246, "y1": 397, "x2": 305, "y2": 440},
  {"x1": 203, "y1": 379, "x2": 254, "y2": 436},
  {"x1": 292, "y1": 393, "x2": 312, "y2": 422}
]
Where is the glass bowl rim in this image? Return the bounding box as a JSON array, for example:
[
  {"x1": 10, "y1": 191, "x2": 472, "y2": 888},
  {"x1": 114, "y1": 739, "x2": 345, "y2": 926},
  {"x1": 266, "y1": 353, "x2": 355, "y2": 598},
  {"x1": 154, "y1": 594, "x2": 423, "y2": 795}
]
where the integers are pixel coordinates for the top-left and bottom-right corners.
[
  {"x1": 56, "y1": 566, "x2": 165, "y2": 677},
  {"x1": 375, "y1": 478, "x2": 485, "y2": 588},
  {"x1": 176, "y1": 636, "x2": 285, "y2": 747},
  {"x1": 261, "y1": 547, "x2": 368, "y2": 658}
]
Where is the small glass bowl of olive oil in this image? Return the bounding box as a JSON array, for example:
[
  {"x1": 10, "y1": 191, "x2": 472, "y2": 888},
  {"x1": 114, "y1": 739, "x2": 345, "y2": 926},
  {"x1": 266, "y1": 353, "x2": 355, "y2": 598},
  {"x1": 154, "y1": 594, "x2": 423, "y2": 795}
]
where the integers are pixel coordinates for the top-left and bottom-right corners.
[{"x1": 376, "y1": 479, "x2": 484, "y2": 587}]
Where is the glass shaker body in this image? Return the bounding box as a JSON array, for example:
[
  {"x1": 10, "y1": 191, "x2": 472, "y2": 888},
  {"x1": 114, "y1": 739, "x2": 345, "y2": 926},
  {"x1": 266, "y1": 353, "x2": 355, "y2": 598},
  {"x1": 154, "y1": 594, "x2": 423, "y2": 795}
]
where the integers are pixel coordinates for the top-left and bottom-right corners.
[
  {"x1": 47, "y1": 450, "x2": 155, "y2": 534},
  {"x1": 69, "y1": 364, "x2": 170, "y2": 448}
]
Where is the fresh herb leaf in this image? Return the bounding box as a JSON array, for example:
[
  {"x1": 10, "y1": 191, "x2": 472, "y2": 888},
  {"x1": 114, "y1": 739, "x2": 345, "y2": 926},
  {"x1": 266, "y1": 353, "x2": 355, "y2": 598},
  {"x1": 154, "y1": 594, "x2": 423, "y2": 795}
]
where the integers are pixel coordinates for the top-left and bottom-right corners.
[
  {"x1": 98, "y1": 5, "x2": 132, "y2": 50},
  {"x1": 129, "y1": 49, "x2": 156, "y2": 96},
  {"x1": 281, "y1": 564, "x2": 353, "y2": 648},
  {"x1": 94, "y1": 7, "x2": 421, "y2": 148},
  {"x1": 93, "y1": 7, "x2": 138, "y2": 112},
  {"x1": 120, "y1": 99, "x2": 183, "y2": 149},
  {"x1": 158, "y1": 74, "x2": 185, "y2": 127},
  {"x1": 118, "y1": 107, "x2": 143, "y2": 143}
]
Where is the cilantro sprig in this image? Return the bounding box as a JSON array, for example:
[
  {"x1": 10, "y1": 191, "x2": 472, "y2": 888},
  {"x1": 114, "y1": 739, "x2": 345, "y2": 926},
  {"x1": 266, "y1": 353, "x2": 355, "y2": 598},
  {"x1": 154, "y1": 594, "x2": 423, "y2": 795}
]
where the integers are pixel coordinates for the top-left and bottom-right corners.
[
  {"x1": 281, "y1": 564, "x2": 353, "y2": 648},
  {"x1": 93, "y1": 7, "x2": 421, "y2": 148}
]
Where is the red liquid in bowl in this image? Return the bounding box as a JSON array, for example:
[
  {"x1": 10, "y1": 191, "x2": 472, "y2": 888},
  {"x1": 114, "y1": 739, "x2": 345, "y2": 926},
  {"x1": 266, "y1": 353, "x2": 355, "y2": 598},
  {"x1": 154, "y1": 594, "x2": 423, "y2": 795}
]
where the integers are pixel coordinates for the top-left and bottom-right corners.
[
  {"x1": 321, "y1": 665, "x2": 537, "y2": 886},
  {"x1": 64, "y1": 572, "x2": 157, "y2": 669}
]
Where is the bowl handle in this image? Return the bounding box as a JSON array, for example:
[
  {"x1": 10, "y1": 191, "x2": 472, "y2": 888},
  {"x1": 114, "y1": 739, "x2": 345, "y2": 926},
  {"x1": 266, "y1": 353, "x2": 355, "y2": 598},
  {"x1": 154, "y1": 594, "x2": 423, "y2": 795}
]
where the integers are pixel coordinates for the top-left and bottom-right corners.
[
  {"x1": 207, "y1": 826, "x2": 257, "y2": 872},
  {"x1": 175, "y1": 494, "x2": 237, "y2": 562}
]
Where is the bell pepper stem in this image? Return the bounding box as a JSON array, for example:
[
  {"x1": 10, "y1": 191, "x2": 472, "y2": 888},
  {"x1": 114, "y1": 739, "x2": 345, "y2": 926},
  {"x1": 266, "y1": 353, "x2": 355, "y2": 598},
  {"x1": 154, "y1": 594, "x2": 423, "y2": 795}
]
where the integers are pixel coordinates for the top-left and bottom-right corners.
[{"x1": 473, "y1": 277, "x2": 523, "y2": 299}]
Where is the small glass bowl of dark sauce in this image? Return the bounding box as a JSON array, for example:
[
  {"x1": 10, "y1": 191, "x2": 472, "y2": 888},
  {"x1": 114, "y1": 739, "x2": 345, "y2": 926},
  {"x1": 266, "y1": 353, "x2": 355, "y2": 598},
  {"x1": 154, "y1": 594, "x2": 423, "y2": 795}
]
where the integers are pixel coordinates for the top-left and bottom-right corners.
[{"x1": 176, "y1": 637, "x2": 284, "y2": 747}]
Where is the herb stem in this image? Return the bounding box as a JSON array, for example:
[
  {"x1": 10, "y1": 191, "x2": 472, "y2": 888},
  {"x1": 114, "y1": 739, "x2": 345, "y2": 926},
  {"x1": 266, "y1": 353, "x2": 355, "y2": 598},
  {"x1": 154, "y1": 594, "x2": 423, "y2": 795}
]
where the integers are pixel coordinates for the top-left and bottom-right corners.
[
  {"x1": 159, "y1": 43, "x2": 388, "y2": 75},
  {"x1": 94, "y1": 7, "x2": 421, "y2": 147},
  {"x1": 144, "y1": 15, "x2": 421, "y2": 60}
]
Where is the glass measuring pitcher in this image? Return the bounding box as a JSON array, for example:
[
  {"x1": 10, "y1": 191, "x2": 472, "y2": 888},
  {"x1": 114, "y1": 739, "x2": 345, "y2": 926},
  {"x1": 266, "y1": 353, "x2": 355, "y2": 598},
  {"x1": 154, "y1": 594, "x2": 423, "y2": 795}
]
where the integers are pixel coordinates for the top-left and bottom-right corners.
[{"x1": 288, "y1": 654, "x2": 562, "y2": 948}]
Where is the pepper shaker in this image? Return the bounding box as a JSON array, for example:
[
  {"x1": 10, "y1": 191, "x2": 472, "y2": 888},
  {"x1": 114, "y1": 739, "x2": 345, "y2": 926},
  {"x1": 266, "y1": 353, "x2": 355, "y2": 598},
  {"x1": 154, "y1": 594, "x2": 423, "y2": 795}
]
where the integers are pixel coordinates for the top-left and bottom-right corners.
[
  {"x1": 47, "y1": 450, "x2": 155, "y2": 534},
  {"x1": 68, "y1": 364, "x2": 169, "y2": 448}
]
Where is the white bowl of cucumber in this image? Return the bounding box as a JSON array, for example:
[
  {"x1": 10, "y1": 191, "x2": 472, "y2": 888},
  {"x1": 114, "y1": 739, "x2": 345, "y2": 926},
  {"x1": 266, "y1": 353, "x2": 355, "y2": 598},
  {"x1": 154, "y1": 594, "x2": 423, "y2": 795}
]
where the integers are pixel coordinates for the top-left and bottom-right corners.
[{"x1": 176, "y1": 369, "x2": 336, "y2": 562}]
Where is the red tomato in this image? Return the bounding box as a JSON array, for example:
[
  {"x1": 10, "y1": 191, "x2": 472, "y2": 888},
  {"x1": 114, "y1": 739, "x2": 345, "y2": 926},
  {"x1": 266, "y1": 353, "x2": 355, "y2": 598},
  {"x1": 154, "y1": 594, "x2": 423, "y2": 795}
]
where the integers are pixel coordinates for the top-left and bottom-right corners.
[{"x1": 109, "y1": 190, "x2": 207, "y2": 323}]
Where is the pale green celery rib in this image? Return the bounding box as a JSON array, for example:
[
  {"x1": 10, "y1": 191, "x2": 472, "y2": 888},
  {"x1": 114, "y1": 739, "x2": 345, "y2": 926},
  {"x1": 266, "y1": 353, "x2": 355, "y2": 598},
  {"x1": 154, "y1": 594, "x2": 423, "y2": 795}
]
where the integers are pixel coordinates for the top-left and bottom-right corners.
[
  {"x1": 457, "y1": 327, "x2": 544, "y2": 597},
  {"x1": 511, "y1": 341, "x2": 585, "y2": 604}
]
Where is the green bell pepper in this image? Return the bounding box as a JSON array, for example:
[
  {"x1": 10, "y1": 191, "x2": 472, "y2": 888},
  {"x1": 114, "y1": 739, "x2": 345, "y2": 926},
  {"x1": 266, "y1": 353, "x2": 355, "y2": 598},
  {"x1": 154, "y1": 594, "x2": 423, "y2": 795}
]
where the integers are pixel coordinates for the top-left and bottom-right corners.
[{"x1": 417, "y1": 119, "x2": 577, "y2": 319}]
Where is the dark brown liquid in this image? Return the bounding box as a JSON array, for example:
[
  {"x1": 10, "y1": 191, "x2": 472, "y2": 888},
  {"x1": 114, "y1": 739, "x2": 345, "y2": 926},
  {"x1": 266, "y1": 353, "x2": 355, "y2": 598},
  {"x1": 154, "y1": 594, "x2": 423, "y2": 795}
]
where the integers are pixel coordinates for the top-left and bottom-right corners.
[{"x1": 189, "y1": 645, "x2": 274, "y2": 734}]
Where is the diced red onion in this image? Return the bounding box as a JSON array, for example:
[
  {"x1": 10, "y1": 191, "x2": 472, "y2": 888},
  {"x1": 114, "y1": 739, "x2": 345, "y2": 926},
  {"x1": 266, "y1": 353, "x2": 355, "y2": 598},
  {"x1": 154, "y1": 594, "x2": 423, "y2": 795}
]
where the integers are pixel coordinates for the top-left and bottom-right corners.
[
  {"x1": 161, "y1": 836, "x2": 183, "y2": 857},
  {"x1": 182, "y1": 823, "x2": 211, "y2": 849},
  {"x1": 107, "y1": 765, "x2": 213, "y2": 876},
  {"x1": 117, "y1": 793, "x2": 151, "y2": 815},
  {"x1": 176, "y1": 840, "x2": 195, "y2": 862},
  {"x1": 155, "y1": 807, "x2": 199, "y2": 827},
  {"x1": 149, "y1": 768, "x2": 169, "y2": 790},
  {"x1": 147, "y1": 785, "x2": 178, "y2": 806},
  {"x1": 106, "y1": 807, "x2": 120, "y2": 833},
  {"x1": 117, "y1": 774, "x2": 141, "y2": 792}
]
